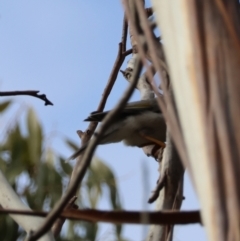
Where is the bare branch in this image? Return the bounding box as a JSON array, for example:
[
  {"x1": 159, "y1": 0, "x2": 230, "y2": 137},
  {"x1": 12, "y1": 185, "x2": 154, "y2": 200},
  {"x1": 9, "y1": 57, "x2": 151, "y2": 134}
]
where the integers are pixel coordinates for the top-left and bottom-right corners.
[
  {"x1": 148, "y1": 171, "x2": 167, "y2": 203},
  {"x1": 0, "y1": 90, "x2": 53, "y2": 106},
  {"x1": 122, "y1": 48, "x2": 133, "y2": 56},
  {"x1": 121, "y1": 15, "x2": 128, "y2": 52},
  {"x1": 27, "y1": 57, "x2": 143, "y2": 241},
  {"x1": 52, "y1": 14, "x2": 130, "y2": 236},
  {"x1": 51, "y1": 196, "x2": 78, "y2": 238},
  {"x1": 146, "y1": 7, "x2": 153, "y2": 17},
  {"x1": 0, "y1": 208, "x2": 201, "y2": 225}
]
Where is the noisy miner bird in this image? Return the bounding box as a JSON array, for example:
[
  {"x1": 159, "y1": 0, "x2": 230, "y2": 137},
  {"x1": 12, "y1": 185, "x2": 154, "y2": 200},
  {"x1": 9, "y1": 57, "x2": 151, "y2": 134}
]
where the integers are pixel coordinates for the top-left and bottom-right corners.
[{"x1": 68, "y1": 98, "x2": 166, "y2": 160}]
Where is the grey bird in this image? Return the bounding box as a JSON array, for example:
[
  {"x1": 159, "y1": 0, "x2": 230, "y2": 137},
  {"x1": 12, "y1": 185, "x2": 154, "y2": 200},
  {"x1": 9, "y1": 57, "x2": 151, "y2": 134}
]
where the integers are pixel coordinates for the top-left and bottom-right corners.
[{"x1": 68, "y1": 98, "x2": 166, "y2": 160}]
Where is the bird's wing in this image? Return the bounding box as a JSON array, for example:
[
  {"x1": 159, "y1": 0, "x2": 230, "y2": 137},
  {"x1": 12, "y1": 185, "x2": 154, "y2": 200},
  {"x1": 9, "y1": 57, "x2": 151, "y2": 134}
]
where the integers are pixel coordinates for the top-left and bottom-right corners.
[
  {"x1": 84, "y1": 111, "x2": 108, "y2": 122},
  {"x1": 67, "y1": 123, "x2": 125, "y2": 161},
  {"x1": 84, "y1": 99, "x2": 160, "y2": 122}
]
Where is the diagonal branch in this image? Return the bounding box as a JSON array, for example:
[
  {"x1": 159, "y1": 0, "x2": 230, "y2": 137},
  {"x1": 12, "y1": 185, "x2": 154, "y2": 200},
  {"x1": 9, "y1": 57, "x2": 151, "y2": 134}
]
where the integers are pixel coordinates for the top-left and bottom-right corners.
[
  {"x1": 148, "y1": 171, "x2": 167, "y2": 203},
  {"x1": 52, "y1": 14, "x2": 130, "y2": 238},
  {"x1": 27, "y1": 57, "x2": 143, "y2": 241},
  {"x1": 51, "y1": 196, "x2": 78, "y2": 238}
]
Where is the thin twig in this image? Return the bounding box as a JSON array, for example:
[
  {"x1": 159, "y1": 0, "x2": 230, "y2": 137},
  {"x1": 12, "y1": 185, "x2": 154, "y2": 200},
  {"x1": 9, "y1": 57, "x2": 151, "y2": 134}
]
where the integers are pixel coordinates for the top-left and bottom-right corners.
[
  {"x1": 148, "y1": 171, "x2": 167, "y2": 203},
  {"x1": 27, "y1": 57, "x2": 143, "y2": 241},
  {"x1": 0, "y1": 90, "x2": 53, "y2": 106},
  {"x1": 146, "y1": 7, "x2": 153, "y2": 17},
  {"x1": 122, "y1": 41, "x2": 161, "y2": 58},
  {"x1": 123, "y1": 0, "x2": 167, "y2": 113},
  {"x1": 123, "y1": 48, "x2": 133, "y2": 56},
  {"x1": 121, "y1": 15, "x2": 128, "y2": 52},
  {"x1": 0, "y1": 208, "x2": 201, "y2": 225},
  {"x1": 51, "y1": 196, "x2": 78, "y2": 238},
  {"x1": 95, "y1": 43, "x2": 125, "y2": 113}
]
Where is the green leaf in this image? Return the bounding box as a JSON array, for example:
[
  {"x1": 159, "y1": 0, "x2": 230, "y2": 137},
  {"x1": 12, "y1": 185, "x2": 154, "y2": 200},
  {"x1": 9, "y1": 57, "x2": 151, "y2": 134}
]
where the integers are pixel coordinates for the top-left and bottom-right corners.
[
  {"x1": 65, "y1": 138, "x2": 79, "y2": 151},
  {"x1": 91, "y1": 157, "x2": 122, "y2": 210},
  {"x1": 27, "y1": 108, "x2": 43, "y2": 165},
  {"x1": 1, "y1": 125, "x2": 29, "y2": 180},
  {"x1": 32, "y1": 163, "x2": 49, "y2": 209},
  {"x1": 45, "y1": 148, "x2": 55, "y2": 167},
  {"x1": 0, "y1": 104, "x2": 124, "y2": 240},
  {"x1": 0, "y1": 215, "x2": 19, "y2": 241},
  {"x1": 0, "y1": 100, "x2": 12, "y2": 113},
  {"x1": 60, "y1": 157, "x2": 72, "y2": 175}
]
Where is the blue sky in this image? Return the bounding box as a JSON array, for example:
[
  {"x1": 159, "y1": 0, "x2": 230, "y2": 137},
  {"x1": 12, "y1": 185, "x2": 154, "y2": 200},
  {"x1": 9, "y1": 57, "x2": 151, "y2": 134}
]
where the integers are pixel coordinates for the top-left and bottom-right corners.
[{"x1": 0, "y1": 1, "x2": 206, "y2": 241}]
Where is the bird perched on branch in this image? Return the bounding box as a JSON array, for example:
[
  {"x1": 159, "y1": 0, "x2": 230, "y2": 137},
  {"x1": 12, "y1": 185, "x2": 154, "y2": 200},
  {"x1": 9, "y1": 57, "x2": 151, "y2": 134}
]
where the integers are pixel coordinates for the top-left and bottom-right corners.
[{"x1": 68, "y1": 98, "x2": 166, "y2": 161}]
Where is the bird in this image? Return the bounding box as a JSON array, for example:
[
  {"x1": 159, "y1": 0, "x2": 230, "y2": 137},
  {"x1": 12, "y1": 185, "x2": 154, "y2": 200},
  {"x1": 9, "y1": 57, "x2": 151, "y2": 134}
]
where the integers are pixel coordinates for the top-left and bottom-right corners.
[{"x1": 68, "y1": 98, "x2": 166, "y2": 160}]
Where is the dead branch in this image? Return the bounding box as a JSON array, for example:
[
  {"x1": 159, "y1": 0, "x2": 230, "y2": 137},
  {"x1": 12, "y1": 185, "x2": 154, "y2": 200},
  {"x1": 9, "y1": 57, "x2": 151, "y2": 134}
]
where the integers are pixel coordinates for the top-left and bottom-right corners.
[
  {"x1": 0, "y1": 90, "x2": 53, "y2": 106},
  {"x1": 51, "y1": 15, "x2": 130, "y2": 237},
  {"x1": 0, "y1": 208, "x2": 201, "y2": 225},
  {"x1": 121, "y1": 15, "x2": 128, "y2": 52},
  {"x1": 148, "y1": 170, "x2": 167, "y2": 203},
  {"x1": 27, "y1": 57, "x2": 143, "y2": 241},
  {"x1": 51, "y1": 196, "x2": 78, "y2": 238}
]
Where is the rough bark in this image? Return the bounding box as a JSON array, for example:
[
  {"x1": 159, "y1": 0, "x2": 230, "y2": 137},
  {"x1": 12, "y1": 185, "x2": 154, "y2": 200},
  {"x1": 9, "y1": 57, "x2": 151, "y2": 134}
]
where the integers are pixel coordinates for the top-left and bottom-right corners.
[{"x1": 152, "y1": 1, "x2": 240, "y2": 240}]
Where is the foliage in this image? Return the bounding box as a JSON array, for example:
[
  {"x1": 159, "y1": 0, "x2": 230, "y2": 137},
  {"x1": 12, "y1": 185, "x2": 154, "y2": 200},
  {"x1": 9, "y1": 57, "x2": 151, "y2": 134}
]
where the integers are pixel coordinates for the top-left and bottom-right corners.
[{"x1": 0, "y1": 101, "x2": 125, "y2": 241}]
